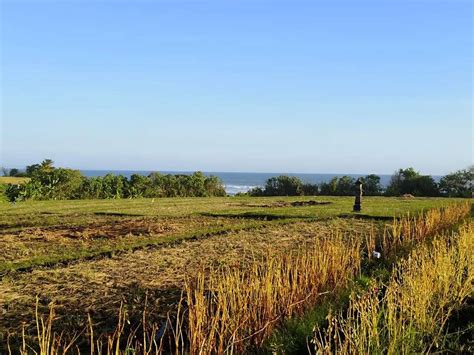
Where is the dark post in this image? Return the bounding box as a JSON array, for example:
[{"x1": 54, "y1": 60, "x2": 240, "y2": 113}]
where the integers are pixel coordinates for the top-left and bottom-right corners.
[{"x1": 353, "y1": 178, "x2": 363, "y2": 212}]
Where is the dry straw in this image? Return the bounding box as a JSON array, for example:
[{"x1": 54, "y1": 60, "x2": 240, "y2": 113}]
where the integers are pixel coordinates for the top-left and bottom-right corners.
[
  {"x1": 382, "y1": 202, "x2": 470, "y2": 257},
  {"x1": 184, "y1": 232, "x2": 361, "y2": 354},
  {"x1": 312, "y1": 221, "x2": 473, "y2": 354}
]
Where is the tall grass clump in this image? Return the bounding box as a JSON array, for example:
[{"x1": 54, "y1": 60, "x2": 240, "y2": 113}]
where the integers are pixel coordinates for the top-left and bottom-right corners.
[
  {"x1": 313, "y1": 221, "x2": 473, "y2": 354},
  {"x1": 381, "y1": 202, "x2": 470, "y2": 258},
  {"x1": 184, "y1": 233, "x2": 362, "y2": 354},
  {"x1": 11, "y1": 299, "x2": 169, "y2": 355}
]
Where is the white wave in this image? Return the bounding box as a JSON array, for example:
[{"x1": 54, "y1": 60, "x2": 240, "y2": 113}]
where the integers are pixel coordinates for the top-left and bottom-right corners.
[{"x1": 224, "y1": 184, "x2": 262, "y2": 195}]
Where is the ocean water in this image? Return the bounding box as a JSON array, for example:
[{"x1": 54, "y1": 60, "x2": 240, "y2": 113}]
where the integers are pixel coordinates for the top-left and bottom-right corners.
[{"x1": 81, "y1": 170, "x2": 394, "y2": 195}]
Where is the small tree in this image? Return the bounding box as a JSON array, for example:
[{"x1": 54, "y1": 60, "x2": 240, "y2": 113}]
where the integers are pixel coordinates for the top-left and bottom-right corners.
[
  {"x1": 361, "y1": 174, "x2": 383, "y2": 196},
  {"x1": 9, "y1": 168, "x2": 19, "y2": 177},
  {"x1": 26, "y1": 164, "x2": 41, "y2": 177},
  {"x1": 263, "y1": 176, "x2": 303, "y2": 196},
  {"x1": 204, "y1": 175, "x2": 226, "y2": 197},
  {"x1": 248, "y1": 187, "x2": 264, "y2": 196},
  {"x1": 439, "y1": 167, "x2": 473, "y2": 197},
  {"x1": 302, "y1": 183, "x2": 319, "y2": 196},
  {"x1": 336, "y1": 176, "x2": 355, "y2": 195},
  {"x1": 127, "y1": 174, "x2": 150, "y2": 198},
  {"x1": 386, "y1": 168, "x2": 439, "y2": 197},
  {"x1": 319, "y1": 177, "x2": 338, "y2": 195}
]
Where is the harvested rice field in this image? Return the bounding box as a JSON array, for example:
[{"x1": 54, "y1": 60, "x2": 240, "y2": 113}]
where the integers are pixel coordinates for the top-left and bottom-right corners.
[{"x1": 0, "y1": 196, "x2": 471, "y2": 353}]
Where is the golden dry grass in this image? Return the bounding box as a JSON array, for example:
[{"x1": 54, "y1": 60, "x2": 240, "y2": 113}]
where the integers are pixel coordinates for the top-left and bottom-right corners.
[
  {"x1": 312, "y1": 221, "x2": 474, "y2": 354},
  {"x1": 382, "y1": 201, "x2": 471, "y2": 256},
  {"x1": 0, "y1": 176, "x2": 30, "y2": 185},
  {"x1": 185, "y1": 232, "x2": 362, "y2": 354},
  {"x1": 180, "y1": 203, "x2": 472, "y2": 354}
]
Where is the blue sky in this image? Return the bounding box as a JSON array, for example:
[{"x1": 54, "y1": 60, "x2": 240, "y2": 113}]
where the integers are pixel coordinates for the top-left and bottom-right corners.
[{"x1": 1, "y1": 0, "x2": 472, "y2": 174}]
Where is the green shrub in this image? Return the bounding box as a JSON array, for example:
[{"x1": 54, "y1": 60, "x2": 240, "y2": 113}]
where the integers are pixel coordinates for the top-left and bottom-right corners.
[
  {"x1": 439, "y1": 167, "x2": 473, "y2": 197},
  {"x1": 10, "y1": 160, "x2": 227, "y2": 201},
  {"x1": 263, "y1": 176, "x2": 304, "y2": 196},
  {"x1": 386, "y1": 168, "x2": 439, "y2": 197}
]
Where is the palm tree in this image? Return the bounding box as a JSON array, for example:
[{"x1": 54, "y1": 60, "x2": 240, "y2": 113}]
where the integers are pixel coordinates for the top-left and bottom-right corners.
[{"x1": 40, "y1": 159, "x2": 54, "y2": 172}]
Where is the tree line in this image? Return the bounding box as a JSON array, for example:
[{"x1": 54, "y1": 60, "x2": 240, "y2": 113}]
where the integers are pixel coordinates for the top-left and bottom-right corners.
[
  {"x1": 2, "y1": 160, "x2": 226, "y2": 201},
  {"x1": 246, "y1": 167, "x2": 473, "y2": 198},
  {"x1": 2, "y1": 160, "x2": 472, "y2": 201}
]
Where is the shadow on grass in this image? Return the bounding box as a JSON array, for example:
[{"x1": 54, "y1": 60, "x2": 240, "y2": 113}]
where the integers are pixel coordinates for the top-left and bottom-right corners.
[
  {"x1": 1, "y1": 282, "x2": 184, "y2": 354},
  {"x1": 444, "y1": 296, "x2": 474, "y2": 352},
  {"x1": 94, "y1": 211, "x2": 145, "y2": 217},
  {"x1": 200, "y1": 212, "x2": 310, "y2": 221},
  {"x1": 202, "y1": 212, "x2": 395, "y2": 222},
  {"x1": 237, "y1": 200, "x2": 333, "y2": 208},
  {"x1": 338, "y1": 213, "x2": 394, "y2": 221}
]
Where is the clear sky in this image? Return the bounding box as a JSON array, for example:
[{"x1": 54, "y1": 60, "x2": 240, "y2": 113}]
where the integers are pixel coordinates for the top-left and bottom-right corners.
[{"x1": 1, "y1": 0, "x2": 472, "y2": 174}]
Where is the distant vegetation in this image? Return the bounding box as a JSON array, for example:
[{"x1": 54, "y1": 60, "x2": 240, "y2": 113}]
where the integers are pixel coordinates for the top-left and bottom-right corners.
[
  {"x1": 1, "y1": 160, "x2": 472, "y2": 201},
  {"x1": 1, "y1": 159, "x2": 226, "y2": 201},
  {"x1": 248, "y1": 167, "x2": 473, "y2": 198}
]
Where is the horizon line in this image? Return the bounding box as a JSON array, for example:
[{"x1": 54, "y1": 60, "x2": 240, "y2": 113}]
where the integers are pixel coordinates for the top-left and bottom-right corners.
[{"x1": 5, "y1": 165, "x2": 449, "y2": 177}]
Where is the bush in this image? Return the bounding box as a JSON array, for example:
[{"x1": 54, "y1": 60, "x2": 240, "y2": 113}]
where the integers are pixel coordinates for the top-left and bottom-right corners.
[
  {"x1": 360, "y1": 174, "x2": 383, "y2": 196},
  {"x1": 253, "y1": 175, "x2": 382, "y2": 197},
  {"x1": 248, "y1": 187, "x2": 264, "y2": 196},
  {"x1": 302, "y1": 183, "x2": 319, "y2": 196},
  {"x1": 8, "y1": 168, "x2": 27, "y2": 177},
  {"x1": 319, "y1": 176, "x2": 356, "y2": 196},
  {"x1": 386, "y1": 168, "x2": 439, "y2": 197},
  {"x1": 263, "y1": 176, "x2": 304, "y2": 196},
  {"x1": 439, "y1": 167, "x2": 473, "y2": 198}
]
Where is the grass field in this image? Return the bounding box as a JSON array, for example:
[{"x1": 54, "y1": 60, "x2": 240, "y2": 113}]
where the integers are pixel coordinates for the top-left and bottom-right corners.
[
  {"x1": 0, "y1": 196, "x2": 462, "y2": 273},
  {"x1": 0, "y1": 196, "x2": 471, "y2": 353},
  {"x1": 0, "y1": 176, "x2": 30, "y2": 185}
]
